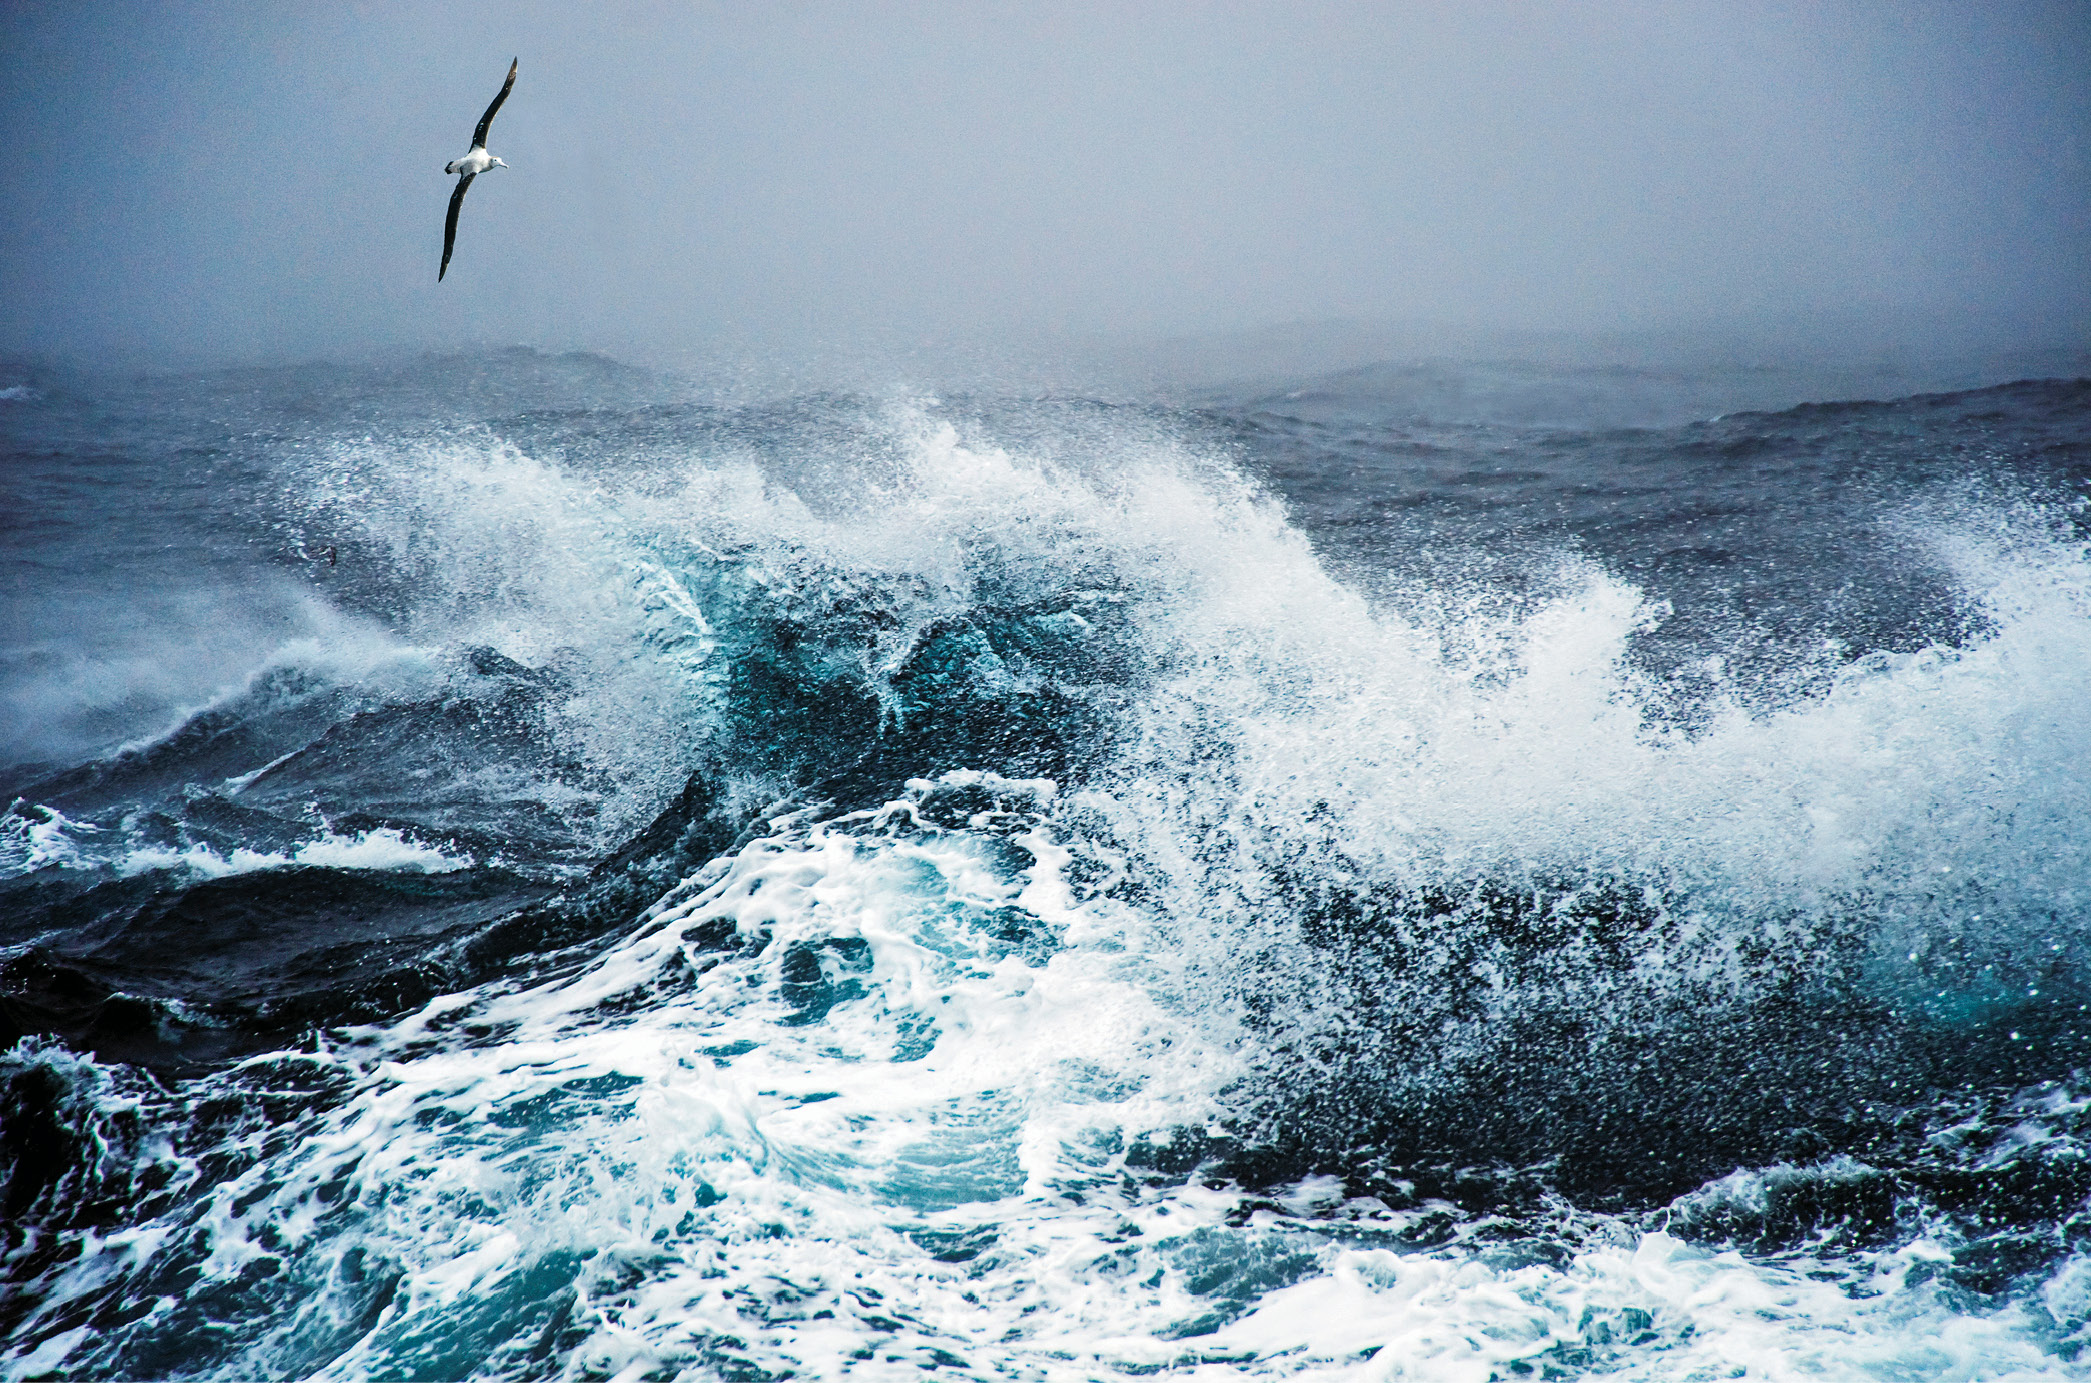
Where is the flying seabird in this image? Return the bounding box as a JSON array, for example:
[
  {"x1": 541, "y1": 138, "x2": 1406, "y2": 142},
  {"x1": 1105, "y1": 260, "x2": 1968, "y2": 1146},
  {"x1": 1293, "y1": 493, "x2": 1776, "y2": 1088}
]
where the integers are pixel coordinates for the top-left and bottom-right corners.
[{"x1": 439, "y1": 58, "x2": 517, "y2": 282}]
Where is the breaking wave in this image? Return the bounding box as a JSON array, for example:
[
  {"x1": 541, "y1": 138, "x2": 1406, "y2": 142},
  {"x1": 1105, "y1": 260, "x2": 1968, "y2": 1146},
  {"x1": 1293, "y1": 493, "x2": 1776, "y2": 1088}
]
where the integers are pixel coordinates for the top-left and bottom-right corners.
[{"x1": 4, "y1": 371, "x2": 2090, "y2": 1379}]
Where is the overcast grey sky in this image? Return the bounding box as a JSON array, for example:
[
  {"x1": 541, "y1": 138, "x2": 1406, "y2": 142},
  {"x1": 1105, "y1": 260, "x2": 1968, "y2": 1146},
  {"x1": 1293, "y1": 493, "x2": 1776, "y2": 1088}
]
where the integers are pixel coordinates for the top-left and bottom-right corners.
[{"x1": 2, "y1": 1, "x2": 2086, "y2": 367}]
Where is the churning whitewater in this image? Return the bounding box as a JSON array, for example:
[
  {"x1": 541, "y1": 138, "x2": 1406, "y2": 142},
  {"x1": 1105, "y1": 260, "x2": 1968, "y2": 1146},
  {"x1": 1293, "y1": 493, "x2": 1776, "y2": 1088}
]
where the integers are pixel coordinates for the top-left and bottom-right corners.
[{"x1": 2, "y1": 354, "x2": 2090, "y2": 1380}]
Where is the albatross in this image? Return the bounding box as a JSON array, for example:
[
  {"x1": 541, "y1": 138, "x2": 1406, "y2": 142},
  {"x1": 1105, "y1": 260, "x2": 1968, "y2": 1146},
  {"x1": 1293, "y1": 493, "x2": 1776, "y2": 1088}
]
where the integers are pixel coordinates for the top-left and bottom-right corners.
[{"x1": 439, "y1": 58, "x2": 517, "y2": 282}]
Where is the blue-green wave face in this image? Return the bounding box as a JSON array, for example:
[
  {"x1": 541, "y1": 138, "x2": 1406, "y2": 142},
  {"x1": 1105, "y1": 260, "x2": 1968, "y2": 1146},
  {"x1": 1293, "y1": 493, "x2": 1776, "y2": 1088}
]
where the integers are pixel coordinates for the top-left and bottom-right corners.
[{"x1": 4, "y1": 364, "x2": 2091, "y2": 1380}]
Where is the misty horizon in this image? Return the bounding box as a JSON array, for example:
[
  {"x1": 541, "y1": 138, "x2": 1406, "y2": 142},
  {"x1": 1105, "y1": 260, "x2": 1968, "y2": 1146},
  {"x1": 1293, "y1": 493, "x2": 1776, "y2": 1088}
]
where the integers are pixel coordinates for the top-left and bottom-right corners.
[{"x1": 3, "y1": 1, "x2": 2086, "y2": 377}]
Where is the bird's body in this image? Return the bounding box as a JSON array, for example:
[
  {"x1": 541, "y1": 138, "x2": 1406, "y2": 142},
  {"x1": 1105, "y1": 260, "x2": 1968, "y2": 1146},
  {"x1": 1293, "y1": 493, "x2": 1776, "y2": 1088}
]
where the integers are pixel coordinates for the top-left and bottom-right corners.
[
  {"x1": 439, "y1": 59, "x2": 517, "y2": 282},
  {"x1": 444, "y1": 147, "x2": 502, "y2": 178}
]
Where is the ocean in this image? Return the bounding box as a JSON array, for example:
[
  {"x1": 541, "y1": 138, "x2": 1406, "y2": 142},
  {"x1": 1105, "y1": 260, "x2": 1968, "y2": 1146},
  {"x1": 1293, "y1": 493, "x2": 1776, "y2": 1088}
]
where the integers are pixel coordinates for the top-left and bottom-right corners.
[{"x1": 3, "y1": 344, "x2": 2090, "y2": 1380}]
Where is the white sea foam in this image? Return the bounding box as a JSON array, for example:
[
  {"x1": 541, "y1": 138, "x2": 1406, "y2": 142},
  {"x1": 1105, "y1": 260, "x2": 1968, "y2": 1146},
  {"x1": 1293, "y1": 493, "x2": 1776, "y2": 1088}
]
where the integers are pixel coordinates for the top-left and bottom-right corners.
[
  {"x1": 0, "y1": 804, "x2": 101, "y2": 876},
  {"x1": 8, "y1": 402, "x2": 2088, "y2": 1380},
  {"x1": 3, "y1": 821, "x2": 473, "y2": 880},
  {"x1": 12, "y1": 774, "x2": 2080, "y2": 1380},
  {"x1": 292, "y1": 828, "x2": 470, "y2": 872}
]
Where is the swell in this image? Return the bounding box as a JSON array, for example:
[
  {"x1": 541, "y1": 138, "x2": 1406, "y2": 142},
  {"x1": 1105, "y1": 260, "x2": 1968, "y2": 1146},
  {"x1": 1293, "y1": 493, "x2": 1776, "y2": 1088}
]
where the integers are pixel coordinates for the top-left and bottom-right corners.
[{"x1": 2, "y1": 370, "x2": 2089, "y2": 1377}]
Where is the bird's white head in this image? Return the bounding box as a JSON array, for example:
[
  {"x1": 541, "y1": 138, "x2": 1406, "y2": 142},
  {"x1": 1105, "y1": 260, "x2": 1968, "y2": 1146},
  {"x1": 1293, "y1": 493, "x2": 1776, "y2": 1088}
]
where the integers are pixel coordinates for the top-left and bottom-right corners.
[{"x1": 491, "y1": 157, "x2": 509, "y2": 169}]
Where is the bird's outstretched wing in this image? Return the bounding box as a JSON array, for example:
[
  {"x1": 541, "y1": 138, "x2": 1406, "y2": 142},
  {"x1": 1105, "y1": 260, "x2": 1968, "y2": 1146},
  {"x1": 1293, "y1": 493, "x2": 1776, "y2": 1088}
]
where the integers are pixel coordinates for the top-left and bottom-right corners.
[
  {"x1": 440, "y1": 173, "x2": 475, "y2": 281},
  {"x1": 473, "y1": 59, "x2": 518, "y2": 149}
]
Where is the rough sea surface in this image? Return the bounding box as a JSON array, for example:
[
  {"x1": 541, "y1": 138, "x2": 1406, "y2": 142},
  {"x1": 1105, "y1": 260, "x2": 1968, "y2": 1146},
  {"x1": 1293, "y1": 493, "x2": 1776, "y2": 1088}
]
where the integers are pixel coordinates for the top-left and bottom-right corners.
[{"x1": 4, "y1": 347, "x2": 2091, "y2": 1380}]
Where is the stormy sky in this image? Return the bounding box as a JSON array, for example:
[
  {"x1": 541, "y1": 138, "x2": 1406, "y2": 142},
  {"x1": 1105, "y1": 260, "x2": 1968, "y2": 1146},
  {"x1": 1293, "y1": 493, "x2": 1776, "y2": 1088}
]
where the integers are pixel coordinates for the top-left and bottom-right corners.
[{"x1": 2, "y1": 1, "x2": 2087, "y2": 367}]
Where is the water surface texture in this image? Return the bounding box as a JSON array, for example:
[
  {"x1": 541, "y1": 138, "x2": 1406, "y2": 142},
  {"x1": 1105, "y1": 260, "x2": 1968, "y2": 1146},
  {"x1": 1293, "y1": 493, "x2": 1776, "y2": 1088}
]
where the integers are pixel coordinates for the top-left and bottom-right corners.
[{"x1": 4, "y1": 350, "x2": 2091, "y2": 1380}]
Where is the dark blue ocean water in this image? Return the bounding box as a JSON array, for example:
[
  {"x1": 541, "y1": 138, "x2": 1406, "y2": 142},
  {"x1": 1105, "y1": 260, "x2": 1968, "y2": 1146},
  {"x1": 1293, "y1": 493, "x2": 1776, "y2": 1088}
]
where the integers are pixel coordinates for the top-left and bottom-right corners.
[{"x1": 3, "y1": 348, "x2": 2091, "y2": 1379}]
